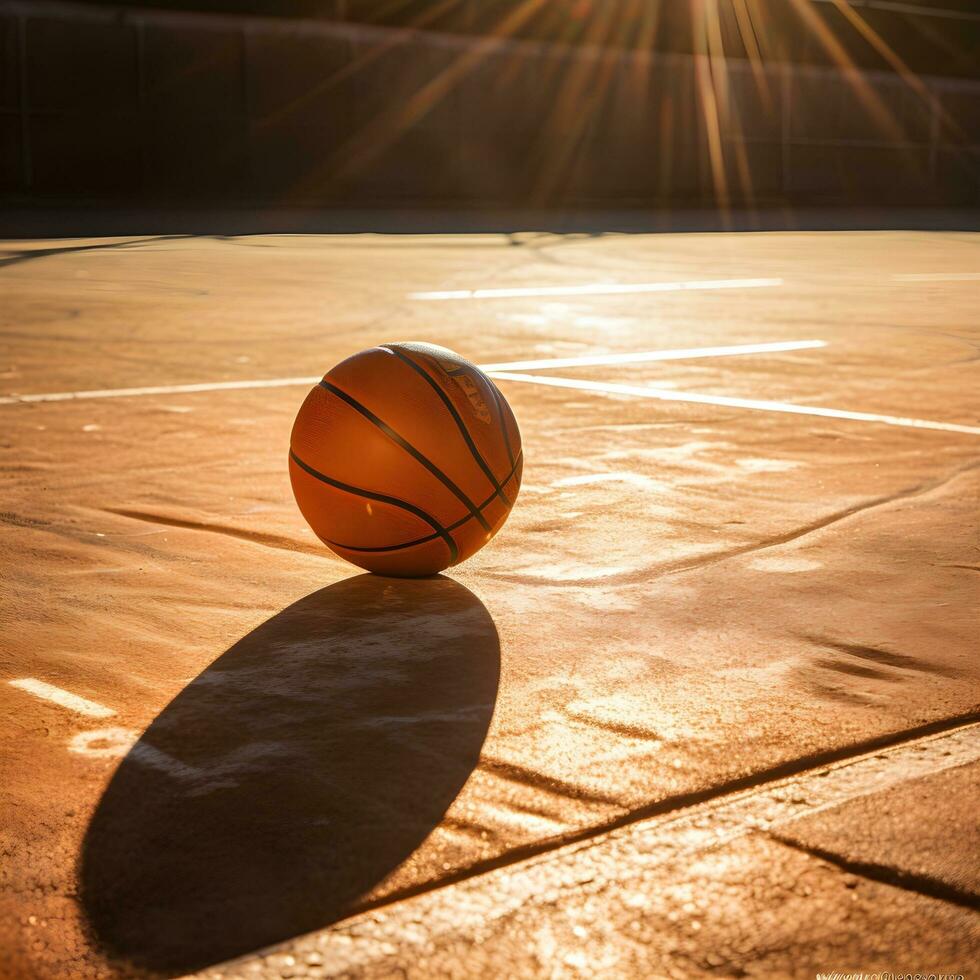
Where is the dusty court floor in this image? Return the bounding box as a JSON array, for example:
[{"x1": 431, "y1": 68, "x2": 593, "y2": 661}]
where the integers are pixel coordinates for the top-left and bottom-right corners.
[{"x1": 1, "y1": 228, "x2": 978, "y2": 979}]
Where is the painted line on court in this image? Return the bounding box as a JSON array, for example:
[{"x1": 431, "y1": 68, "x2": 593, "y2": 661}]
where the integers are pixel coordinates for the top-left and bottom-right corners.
[
  {"x1": 7, "y1": 679, "x2": 207, "y2": 778},
  {"x1": 892, "y1": 272, "x2": 980, "y2": 282},
  {"x1": 0, "y1": 376, "x2": 322, "y2": 406},
  {"x1": 0, "y1": 341, "x2": 820, "y2": 406},
  {"x1": 487, "y1": 372, "x2": 980, "y2": 436},
  {"x1": 480, "y1": 340, "x2": 825, "y2": 372},
  {"x1": 408, "y1": 276, "x2": 784, "y2": 300},
  {"x1": 8, "y1": 678, "x2": 116, "y2": 719},
  {"x1": 68, "y1": 729, "x2": 206, "y2": 783},
  {"x1": 208, "y1": 720, "x2": 980, "y2": 975}
]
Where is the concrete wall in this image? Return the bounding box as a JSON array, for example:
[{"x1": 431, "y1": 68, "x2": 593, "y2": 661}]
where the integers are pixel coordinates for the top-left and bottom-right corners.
[{"x1": 1, "y1": 0, "x2": 978, "y2": 208}]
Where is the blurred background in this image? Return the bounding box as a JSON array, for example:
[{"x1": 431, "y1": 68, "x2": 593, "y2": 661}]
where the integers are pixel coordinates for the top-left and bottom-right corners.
[{"x1": 0, "y1": 0, "x2": 978, "y2": 224}]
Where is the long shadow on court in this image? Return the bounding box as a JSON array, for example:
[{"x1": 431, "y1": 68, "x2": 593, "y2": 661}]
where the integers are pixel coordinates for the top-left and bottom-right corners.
[{"x1": 80, "y1": 573, "x2": 500, "y2": 975}]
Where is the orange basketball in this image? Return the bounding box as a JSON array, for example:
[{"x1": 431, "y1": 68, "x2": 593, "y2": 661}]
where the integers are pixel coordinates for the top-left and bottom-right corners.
[{"x1": 289, "y1": 342, "x2": 523, "y2": 577}]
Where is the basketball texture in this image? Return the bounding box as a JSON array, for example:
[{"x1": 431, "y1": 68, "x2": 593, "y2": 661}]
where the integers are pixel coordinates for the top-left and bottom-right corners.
[{"x1": 289, "y1": 342, "x2": 523, "y2": 577}]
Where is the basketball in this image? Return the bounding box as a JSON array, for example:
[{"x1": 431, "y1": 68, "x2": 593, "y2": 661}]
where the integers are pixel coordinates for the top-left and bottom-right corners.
[{"x1": 289, "y1": 342, "x2": 523, "y2": 577}]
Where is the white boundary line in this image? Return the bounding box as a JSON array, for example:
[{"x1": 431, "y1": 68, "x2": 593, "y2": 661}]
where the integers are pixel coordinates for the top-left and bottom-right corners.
[
  {"x1": 0, "y1": 341, "x2": 821, "y2": 406},
  {"x1": 8, "y1": 678, "x2": 115, "y2": 719},
  {"x1": 4, "y1": 340, "x2": 974, "y2": 436},
  {"x1": 479, "y1": 340, "x2": 825, "y2": 372},
  {"x1": 892, "y1": 272, "x2": 980, "y2": 282},
  {"x1": 487, "y1": 371, "x2": 980, "y2": 436},
  {"x1": 409, "y1": 276, "x2": 784, "y2": 300},
  {"x1": 0, "y1": 376, "x2": 321, "y2": 406}
]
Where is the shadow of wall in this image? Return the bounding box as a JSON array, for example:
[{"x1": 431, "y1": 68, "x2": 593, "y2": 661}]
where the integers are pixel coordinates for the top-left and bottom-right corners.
[{"x1": 80, "y1": 573, "x2": 500, "y2": 975}]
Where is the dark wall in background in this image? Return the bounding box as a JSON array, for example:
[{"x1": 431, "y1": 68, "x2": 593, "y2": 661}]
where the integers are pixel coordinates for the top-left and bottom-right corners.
[
  {"x1": 23, "y1": 0, "x2": 980, "y2": 80},
  {"x1": 1, "y1": 0, "x2": 978, "y2": 210}
]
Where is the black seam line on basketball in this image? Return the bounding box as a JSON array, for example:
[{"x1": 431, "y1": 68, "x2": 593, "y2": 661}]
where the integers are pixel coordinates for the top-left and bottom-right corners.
[
  {"x1": 325, "y1": 450, "x2": 522, "y2": 554},
  {"x1": 327, "y1": 451, "x2": 522, "y2": 554},
  {"x1": 380, "y1": 345, "x2": 511, "y2": 509},
  {"x1": 487, "y1": 380, "x2": 516, "y2": 469},
  {"x1": 288, "y1": 449, "x2": 458, "y2": 563},
  {"x1": 319, "y1": 378, "x2": 492, "y2": 533}
]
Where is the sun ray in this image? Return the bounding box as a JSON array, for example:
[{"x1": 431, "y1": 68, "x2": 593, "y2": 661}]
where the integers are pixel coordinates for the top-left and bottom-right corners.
[
  {"x1": 731, "y1": 0, "x2": 774, "y2": 112},
  {"x1": 691, "y1": 0, "x2": 731, "y2": 222},
  {"x1": 824, "y1": 0, "x2": 964, "y2": 142},
  {"x1": 287, "y1": 0, "x2": 551, "y2": 194},
  {"x1": 259, "y1": 0, "x2": 463, "y2": 133},
  {"x1": 709, "y1": 1, "x2": 759, "y2": 211},
  {"x1": 786, "y1": 0, "x2": 908, "y2": 143},
  {"x1": 530, "y1": 2, "x2": 625, "y2": 203}
]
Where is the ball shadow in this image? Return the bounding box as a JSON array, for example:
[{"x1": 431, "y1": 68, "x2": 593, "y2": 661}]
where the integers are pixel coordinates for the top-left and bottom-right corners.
[{"x1": 80, "y1": 574, "x2": 500, "y2": 975}]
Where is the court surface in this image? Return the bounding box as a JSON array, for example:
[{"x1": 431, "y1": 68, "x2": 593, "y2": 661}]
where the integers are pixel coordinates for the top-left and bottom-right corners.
[{"x1": 1, "y1": 228, "x2": 978, "y2": 979}]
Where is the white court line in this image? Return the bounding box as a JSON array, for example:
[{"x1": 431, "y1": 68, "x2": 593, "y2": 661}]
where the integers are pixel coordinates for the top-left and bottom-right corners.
[
  {"x1": 0, "y1": 341, "x2": 818, "y2": 406},
  {"x1": 409, "y1": 276, "x2": 783, "y2": 300},
  {"x1": 0, "y1": 375, "x2": 321, "y2": 406},
  {"x1": 8, "y1": 678, "x2": 116, "y2": 719},
  {"x1": 487, "y1": 371, "x2": 980, "y2": 436},
  {"x1": 892, "y1": 272, "x2": 980, "y2": 282},
  {"x1": 480, "y1": 340, "x2": 825, "y2": 372}
]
